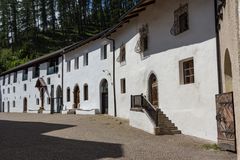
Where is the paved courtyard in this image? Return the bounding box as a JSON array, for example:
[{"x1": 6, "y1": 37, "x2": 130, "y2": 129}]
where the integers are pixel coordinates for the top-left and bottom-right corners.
[{"x1": 0, "y1": 113, "x2": 236, "y2": 160}]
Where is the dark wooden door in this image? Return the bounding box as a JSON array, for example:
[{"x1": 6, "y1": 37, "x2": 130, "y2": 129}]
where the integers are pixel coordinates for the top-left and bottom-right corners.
[
  {"x1": 23, "y1": 98, "x2": 27, "y2": 112},
  {"x1": 151, "y1": 82, "x2": 158, "y2": 106},
  {"x1": 102, "y1": 93, "x2": 108, "y2": 114},
  {"x1": 216, "y1": 92, "x2": 236, "y2": 152}
]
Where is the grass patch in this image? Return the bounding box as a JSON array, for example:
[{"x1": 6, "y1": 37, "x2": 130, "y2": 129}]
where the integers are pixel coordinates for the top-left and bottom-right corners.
[{"x1": 202, "y1": 144, "x2": 220, "y2": 151}]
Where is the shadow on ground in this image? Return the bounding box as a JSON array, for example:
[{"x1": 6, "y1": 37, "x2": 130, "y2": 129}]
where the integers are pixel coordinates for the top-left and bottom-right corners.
[{"x1": 0, "y1": 120, "x2": 123, "y2": 160}]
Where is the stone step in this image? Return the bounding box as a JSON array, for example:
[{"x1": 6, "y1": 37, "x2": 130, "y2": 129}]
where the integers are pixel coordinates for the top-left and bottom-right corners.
[
  {"x1": 67, "y1": 109, "x2": 76, "y2": 114},
  {"x1": 156, "y1": 110, "x2": 181, "y2": 135}
]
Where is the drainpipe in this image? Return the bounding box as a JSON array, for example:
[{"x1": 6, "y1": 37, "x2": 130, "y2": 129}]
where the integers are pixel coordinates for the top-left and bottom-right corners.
[
  {"x1": 106, "y1": 37, "x2": 117, "y2": 117},
  {"x1": 214, "y1": 0, "x2": 223, "y2": 94},
  {"x1": 61, "y1": 51, "x2": 64, "y2": 110}
]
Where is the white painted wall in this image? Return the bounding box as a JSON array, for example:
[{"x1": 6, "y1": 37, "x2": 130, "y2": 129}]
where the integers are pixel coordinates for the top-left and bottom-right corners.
[
  {"x1": 129, "y1": 110, "x2": 156, "y2": 134},
  {"x1": 110, "y1": 0, "x2": 218, "y2": 141},
  {"x1": 0, "y1": 57, "x2": 63, "y2": 113},
  {"x1": 0, "y1": 0, "x2": 219, "y2": 142},
  {"x1": 63, "y1": 39, "x2": 114, "y2": 116}
]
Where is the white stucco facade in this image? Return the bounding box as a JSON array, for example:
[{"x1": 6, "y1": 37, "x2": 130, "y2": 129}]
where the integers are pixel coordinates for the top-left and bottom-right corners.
[{"x1": 0, "y1": 0, "x2": 220, "y2": 142}]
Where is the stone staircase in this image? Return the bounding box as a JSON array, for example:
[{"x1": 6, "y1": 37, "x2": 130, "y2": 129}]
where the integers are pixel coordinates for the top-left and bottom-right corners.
[{"x1": 155, "y1": 109, "x2": 181, "y2": 135}]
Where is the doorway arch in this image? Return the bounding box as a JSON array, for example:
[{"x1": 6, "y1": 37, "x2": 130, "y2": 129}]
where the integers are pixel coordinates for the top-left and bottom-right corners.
[
  {"x1": 224, "y1": 49, "x2": 233, "y2": 92},
  {"x1": 23, "y1": 97, "x2": 27, "y2": 113},
  {"x1": 73, "y1": 85, "x2": 80, "y2": 109},
  {"x1": 148, "y1": 73, "x2": 159, "y2": 107},
  {"x1": 100, "y1": 79, "x2": 108, "y2": 114},
  {"x1": 56, "y1": 85, "x2": 63, "y2": 113}
]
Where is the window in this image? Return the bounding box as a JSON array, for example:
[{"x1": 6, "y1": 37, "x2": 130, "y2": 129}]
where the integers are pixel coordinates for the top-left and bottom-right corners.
[
  {"x1": 84, "y1": 84, "x2": 88, "y2": 100},
  {"x1": 22, "y1": 68, "x2": 28, "y2": 81},
  {"x1": 120, "y1": 78, "x2": 126, "y2": 94},
  {"x1": 8, "y1": 74, "x2": 10, "y2": 84},
  {"x1": 48, "y1": 97, "x2": 51, "y2": 104},
  {"x1": 13, "y1": 86, "x2": 15, "y2": 93},
  {"x1": 47, "y1": 78, "x2": 51, "y2": 84},
  {"x1": 13, "y1": 101, "x2": 15, "y2": 108},
  {"x1": 7, "y1": 88, "x2": 10, "y2": 94},
  {"x1": 13, "y1": 72, "x2": 17, "y2": 83},
  {"x1": 32, "y1": 65, "x2": 40, "y2": 79},
  {"x1": 171, "y1": 4, "x2": 189, "y2": 36},
  {"x1": 74, "y1": 57, "x2": 79, "y2": 69},
  {"x1": 120, "y1": 45, "x2": 126, "y2": 64},
  {"x1": 179, "y1": 12, "x2": 189, "y2": 33},
  {"x1": 180, "y1": 58, "x2": 194, "y2": 84},
  {"x1": 84, "y1": 53, "x2": 88, "y2": 66},
  {"x1": 101, "y1": 44, "x2": 108, "y2": 60},
  {"x1": 47, "y1": 58, "x2": 59, "y2": 75},
  {"x1": 139, "y1": 24, "x2": 149, "y2": 52},
  {"x1": 3, "y1": 76, "x2": 5, "y2": 85},
  {"x1": 36, "y1": 98, "x2": 39, "y2": 105},
  {"x1": 67, "y1": 87, "x2": 70, "y2": 102},
  {"x1": 24, "y1": 84, "x2": 27, "y2": 91},
  {"x1": 3, "y1": 89, "x2": 5, "y2": 94},
  {"x1": 67, "y1": 61, "x2": 71, "y2": 72}
]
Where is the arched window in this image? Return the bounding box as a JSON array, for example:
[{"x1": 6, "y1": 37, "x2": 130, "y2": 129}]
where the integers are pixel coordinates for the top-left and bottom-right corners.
[
  {"x1": 67, "y1": 87, "x2": 71, "y2": 102},
  {"x1": 84, "y1": 84, "x2": 88, "y2": 101}
]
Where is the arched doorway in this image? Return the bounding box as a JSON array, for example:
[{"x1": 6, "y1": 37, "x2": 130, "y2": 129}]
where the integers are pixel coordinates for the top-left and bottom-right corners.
[
  {"x1": 23, "y1": 98, "x2": 27, "y2": 112},
  {"x1": 73, "y1": 85, "x2": 80, "y2": 109},
  {"x1": 100, "y1": 79, "x2": 108, "y2": 114},
  {"x1": 224, "y1": 50, "x2": 233, "y2": 92},
  {"x1": 149, "y1": 73, "x2": 159, "y2": 107},
  {"x1": 56, "y1": 86, "x2": 63, "y2": 113}
]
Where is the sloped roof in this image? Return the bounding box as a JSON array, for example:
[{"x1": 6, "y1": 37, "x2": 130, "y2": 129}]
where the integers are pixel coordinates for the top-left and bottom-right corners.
[{"x1": 0, "y1": 0, "x2": 155, "y2": 76}]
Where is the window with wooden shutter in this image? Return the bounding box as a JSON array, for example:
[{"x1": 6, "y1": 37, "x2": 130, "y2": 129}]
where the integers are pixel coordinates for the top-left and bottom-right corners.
[{"x1": 171, "y1": 4, "x2": 189, "y2": 36}]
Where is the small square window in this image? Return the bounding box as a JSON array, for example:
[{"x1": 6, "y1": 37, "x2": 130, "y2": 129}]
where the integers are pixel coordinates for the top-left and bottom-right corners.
[
  {"x1": 120, "y1": 78, "x2": 126, "y2": 94},
  {"x1": 48, "y1": 97, "x2": 51, "y2": 104},
  {"x1": 24, "y1": 84, "x2": 27, "y2": 91},
  {"x1": 84, "y1": 53, "x2": 89, "y2": 66},
  {"x1": 8, "y1": 74, "x2": 11, "y2": 84},
  {"x1": 13, "y1": 72, "x2": 17, "y2": 83},
  {"x1": 36, "y1": 98, "x2": 39, "y2": 105},
  {"x1": 67, "y1": 61, "x2": 71, "y2": 72},
  {"x1": 101, "y1": 44, "x2": 108, "y2": 60},
  {"x1": 3, "y1": 76, "x2": 5, "y2": 85},
  {"x1": 180, "y1": 58, "x2": 194, "y2": 84},
  {"x1": 47, "y1": 78, "x2": 51, "y2": 85},
  {"x1": 13, "y1": 101, "x2": 15, "y2": 108},
  {"x1": 84, "y1": 84, "x2": 88, "y2": 100},
  {"x1": 75, "y1": 57, "x2": 79, "y2": 69},
  {"x1": 119, "y1": 45, "x2": 126, "y2": 64}
]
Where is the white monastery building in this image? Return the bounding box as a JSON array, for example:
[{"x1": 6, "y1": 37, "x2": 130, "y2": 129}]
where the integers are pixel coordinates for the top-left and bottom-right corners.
[{"x1": 0, "y1": 0, "x2": 238, "y2": 152}]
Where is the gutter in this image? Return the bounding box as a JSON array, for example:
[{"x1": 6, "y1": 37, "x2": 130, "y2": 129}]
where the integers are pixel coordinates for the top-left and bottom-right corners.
[
  {"x1": 214, "y1": 0, "x2": 223, "y2": 94},
  {"x1": 106, "y1": 37, "x2": 117, "y2": 117}
]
